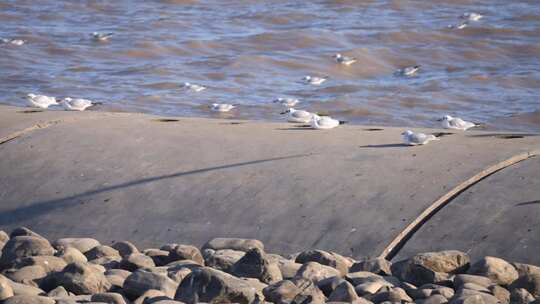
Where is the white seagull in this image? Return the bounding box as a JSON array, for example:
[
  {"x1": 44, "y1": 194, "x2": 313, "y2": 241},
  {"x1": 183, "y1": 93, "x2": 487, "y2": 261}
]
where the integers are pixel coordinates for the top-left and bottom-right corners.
[
  {"x1": 462, "y1": 12, "x2": 483, "y2": 21},
  {"x1": 303, "y1": 75, "x2": 328, "y2": 85},
  {"x1": 273, "y1": 97, "x2": 299, "y2": 108},
  {"x1": 310, "y1": 115, "x2": 344, "y2": 130},
  {"x1": 448, "y1": 21, "x2": 469, "y2": 29},
  {"x1": 1, "y1": 38, "x2": 25, "y2": 46},
  {"x1": 402, "y1": 130, "x2": 439, "y2": 146},
  {"x1": 397, "y1": 65, "x2": 421, "y2": 76},
  {"x1": 92, "y1": 32, "x2": 114, "y2": 41},
  {"x1": 281, "y1": 108, "x2": 319, "y2": 123},
  {"x1": 210, "y1": 103, "x2": 235, "y2": 112},
  {"x1": 334, "y1": 53, "x2": 357, "y2": 66},
  {"x1": 181, "y1": 82, "x2": 206, "y2": 92},
  {"x1": 26, "y1": 94, "x2": 58, "y2": 109},
  {"x1": 61, "y1": 97, "x2": 101, "y2": 111},
  {"x1": 439, "y1": 115, "x2": 476, "y2": 130}
]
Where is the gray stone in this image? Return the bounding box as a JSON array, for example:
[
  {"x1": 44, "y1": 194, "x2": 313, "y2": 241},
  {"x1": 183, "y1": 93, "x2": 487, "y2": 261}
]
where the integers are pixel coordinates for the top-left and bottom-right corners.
[
  {"x1": 328, "y1": 280, "x2": 358, "y2": 302},
  {"x1": 55, "y1": 262, "x2": 112, "y2": 295},
  {"x1": 9, "y1": 227, "x2": 45, "y2": 240},
  {"x1": 13, "y1": 255, "x2": 67, "y2": 273},
  {"x1": 266, "y1": 254, "x2": 302, "y2": 280},
  {"x1": 91, "y1": 292, "x2": 129, "y2": 304},
  {"x1": 510, "y1": 263, "x2": 540, "y2": 298},
  {"x1": 168, "y1": 245, "x2": 204, "y2": 265},
  {"x1": 120, "y1": 253, "x2": 155, "y2": 271},
  {"x1": 468, "y1": 256, "x2": 518, "y2": 286},
  {"x1": 230, "y1": 248, "x2": 282, "y2": 284},
  {"x1": 488, "y1": 285, "x2": 509, "y2": 304},
  {"x1": 350, "y1": 257, "x2": 392, "y2": 276},
  {"x1": 55, "y1": 246, "x2": 88, "y2": 264},
  {"x1": 47, "y1": 286, "x2": 69, "y2": 297},
  {"x1": 510, "y1": 288, "x2": 535, "y2": 304},
  {"x1": 202, "y1": 238, "x2": 264, "y2": 253},
  {"x1": 8, "y1": 279, "x2": 45, "y2": 296},
  {"x1": 111, "y1": 241, "x2": 139, "y2": 257},
  {"x1": 90, "y1": 255, "x2": 122, "y2": 269},
  {"x1": 123, "y1": 269, "x2": 178, "y2": 299},
  {"x1": 453, "y1": 274, "x2": 494, "y2": 289},
  {"x1": 86, "y1": 245, "x2": 121, "y2": 261},
  {"x1": 370, "y1": 287, "x2": 413, "y2": 303},
  {"x1": 295, "y1": 261, "x2": 341, "y2": 284},
  {"x1": 317, "y1": 276, "x2": 346, "y2": 297},
  {"x1": 263, "y1": 278, "x2": 325, "y2": 304},
  {"x1": 3, "y1": 265, "x2": 47, "y2": 286},
  {"x1": 295, "y1": 250, "x2": 351, "y2": 276},
  {"x1": 0, "y1": 236, "x2": 55, "y2": 266},
  {"x1": 417, "y1": 294, "x2": 449, "y2": 304},
  {"x1": 143, "y1": 249, "x2": 170, "y2": 266},
  {"x1": 53, "y1": 238, "x2": 100, "y2": 254},
  {"x1": 202, "y1": 249, "x2": 244, "y2": 272},
  {"x1": 132, "y1": 289, "x2": 167, "y2": 304},
  {"x1": 450, "y1": 289, "x2": 499, "y2": 304},
  {"x1": 345, "y1": 271, "x2": 386, "y2": 286},
  {"x1": 0, "y1": 274, "x2": 14, "y2": 300},
  {"x1": 2, "y1": 295, "x2": 55, "y2": 304},
  {"x1": 175, "y1": 267, "x2": 263, "y2": 304}
]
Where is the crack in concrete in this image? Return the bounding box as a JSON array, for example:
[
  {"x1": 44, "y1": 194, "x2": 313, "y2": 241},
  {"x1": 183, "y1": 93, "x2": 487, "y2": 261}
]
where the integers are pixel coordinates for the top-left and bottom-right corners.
[
  {"x1": 0, "y1": 119, "x2": 64, "y2": 145},
  {"x1": 380, "y1": 150, "x2": 540, "y2": 260}
]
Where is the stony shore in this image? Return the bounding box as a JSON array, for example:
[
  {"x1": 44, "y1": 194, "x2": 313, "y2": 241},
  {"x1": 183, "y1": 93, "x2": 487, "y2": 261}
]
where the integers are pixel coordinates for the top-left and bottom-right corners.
[{"x1": 0, "y1": 227, "x2": 539, "y2": 304}]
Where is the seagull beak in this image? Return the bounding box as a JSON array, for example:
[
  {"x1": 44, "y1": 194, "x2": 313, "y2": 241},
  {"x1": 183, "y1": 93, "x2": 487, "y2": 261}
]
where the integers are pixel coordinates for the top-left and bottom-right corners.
[
  {"x1": 280, "y1": 111, "x2": 287, "y2": 115},
  {"x1": 436, "y1": 118, "x2": 443, "y2": 122}
]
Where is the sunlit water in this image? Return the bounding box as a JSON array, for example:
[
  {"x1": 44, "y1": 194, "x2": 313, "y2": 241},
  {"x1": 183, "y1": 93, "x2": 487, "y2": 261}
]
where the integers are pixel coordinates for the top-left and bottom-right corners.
[{"x1": 1, "y1": 0, "x2": 539, "y2": 131}]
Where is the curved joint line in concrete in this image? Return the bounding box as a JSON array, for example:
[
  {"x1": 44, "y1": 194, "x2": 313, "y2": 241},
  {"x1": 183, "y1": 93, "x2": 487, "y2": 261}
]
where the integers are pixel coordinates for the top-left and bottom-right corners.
[
  {"x1": 379, "y1": 149, "x2": 540, "y2": 261},
  {"x1": 0, "y1": 120, "x2": 64, "y2": 145}
]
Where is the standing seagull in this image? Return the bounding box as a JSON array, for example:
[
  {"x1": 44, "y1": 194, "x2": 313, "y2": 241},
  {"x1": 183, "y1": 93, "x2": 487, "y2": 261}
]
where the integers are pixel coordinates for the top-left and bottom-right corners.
[
  {"x1": 26, "y1": 94, "x2": 58, "y2": 109},
  {"x1": 92, "y1": 32, "x2": 114, "y2": 41},
  {"x1": 333, "y1": 53, "x2": 357, "y2": 66},
  {"x1": 61, "y1": 97, "x2": 101, "y2": 111},
  {"x1": 210, "y1": 103, "x2": 235, "y2": 112},
  {"x1": 281, "y1": 108, "x2": 318, "y2": 123},
  {"x1": 302, "y1": 75, "x2": 328, "y2": 85},
  {"x1": 273, "y1": 98, "x2": 299, "y2": 108},
  {"x1": 439, "y1": 115, "x2": 476, "y2": 130},
  {"x1": 310, "y1": 115, "x2": 345, "y2": 130},
  {"x1": 402, "y1": 130, "x2": 439, "y2": 146}
]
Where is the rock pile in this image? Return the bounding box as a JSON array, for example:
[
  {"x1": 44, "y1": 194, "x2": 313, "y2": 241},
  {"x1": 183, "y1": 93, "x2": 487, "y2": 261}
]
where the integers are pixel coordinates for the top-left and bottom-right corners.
[{"x1": 0, "y1": 227, "x2": 538, "y2": 303}]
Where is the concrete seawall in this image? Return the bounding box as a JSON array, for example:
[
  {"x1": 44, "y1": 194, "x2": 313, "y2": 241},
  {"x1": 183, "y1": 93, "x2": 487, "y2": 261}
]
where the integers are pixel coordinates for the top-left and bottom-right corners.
[{"x1": 1, "y1": 105, "x2": 539, "y2": 263}]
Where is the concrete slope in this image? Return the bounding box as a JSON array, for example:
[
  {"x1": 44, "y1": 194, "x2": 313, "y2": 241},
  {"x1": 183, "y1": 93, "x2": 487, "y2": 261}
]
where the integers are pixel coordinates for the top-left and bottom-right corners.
[
  {"x1": 0, "y1": 105, "x2": 539, "y2": 259},
  {"x1": 395, "y1": 156, "x2": 540, "y2": 264}
]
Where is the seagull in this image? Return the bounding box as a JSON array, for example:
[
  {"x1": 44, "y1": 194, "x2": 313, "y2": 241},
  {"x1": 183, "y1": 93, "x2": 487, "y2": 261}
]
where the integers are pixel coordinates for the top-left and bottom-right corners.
[
  {"x1": 334, "y1": 53, "x2": 357, "y2": 66},
  {"x1": 302, "y1": 75, "x2": 328, "y2": 85},
  {"x1": 61, "y1": 97, "x2": 101, "y2": 111},
  {"x1": 462, "y1": 12, "x2": 483, "y2": 21},
  {"x1": 281, "y1": 108, "x2": 319, "y2": 123},
  {"x1": 448, "y1": 21, "x2": 469, "y2": 29},
  {"x1": 92, "y1": 32, "x2": 114, "y2": 41},
  {"x1": 210, "y1": 103, "x2": 235, "y2": 112},
  {"x1": 438, "y1": 115, "x2": 476, "y2": 130},
  {"x1": 310, "y1": 115, "x2": 345, "y2": 130},
  {"x1": 397, "y1": 65, "x2": 420, "y2": 76},
  {"x1": 181, "y1": 82, "x2": 206, "y2": 92},
  {"x1": 1, "y1": 38, "x2": 25, "y2": 46},
  {"x1": 402, "y1": 130, "x2": 439, "y2": 146},
  {"x1": 26, "y1": 94, "x2": 58, "y2": 109},
  {"x1": 273, "y1": 98, "x2": 299, "y2": 108}
]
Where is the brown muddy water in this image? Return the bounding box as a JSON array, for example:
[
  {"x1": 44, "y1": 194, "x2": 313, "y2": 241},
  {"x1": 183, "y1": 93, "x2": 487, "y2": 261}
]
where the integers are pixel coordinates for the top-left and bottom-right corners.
[{"x1": 1, "y1": 0, "x2": 539, "y2": 131}]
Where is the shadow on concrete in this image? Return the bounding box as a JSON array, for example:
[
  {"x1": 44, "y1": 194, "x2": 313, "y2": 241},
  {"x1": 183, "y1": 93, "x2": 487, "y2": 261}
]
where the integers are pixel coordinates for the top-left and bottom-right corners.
[
  {"x1": 358, "y1": 143, "x2": 407, "y2": 148},
  {"x1": 0, "y1": 153, "x2": 311, "y2": 226},
  {"x1": 515, "y1": 200, "x2": 540, "y2": 207}
]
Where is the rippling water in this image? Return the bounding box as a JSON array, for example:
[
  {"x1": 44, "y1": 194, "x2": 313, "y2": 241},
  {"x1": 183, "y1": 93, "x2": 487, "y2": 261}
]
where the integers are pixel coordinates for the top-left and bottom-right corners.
[{"x1": 1, "y1": 0, "x2": 539, "y2": 131}]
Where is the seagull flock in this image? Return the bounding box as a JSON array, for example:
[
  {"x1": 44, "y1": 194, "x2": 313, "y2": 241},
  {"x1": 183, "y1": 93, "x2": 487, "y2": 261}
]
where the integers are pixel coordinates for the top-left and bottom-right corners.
[{"x1": 11, "y1": 11, "x2": 483, "y2": 147}]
